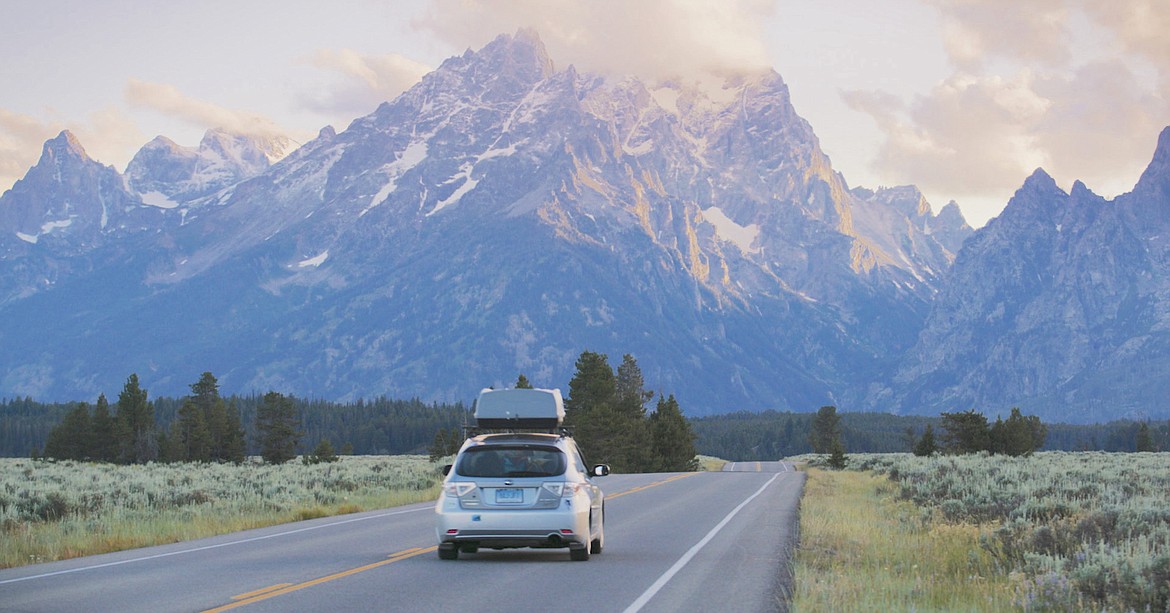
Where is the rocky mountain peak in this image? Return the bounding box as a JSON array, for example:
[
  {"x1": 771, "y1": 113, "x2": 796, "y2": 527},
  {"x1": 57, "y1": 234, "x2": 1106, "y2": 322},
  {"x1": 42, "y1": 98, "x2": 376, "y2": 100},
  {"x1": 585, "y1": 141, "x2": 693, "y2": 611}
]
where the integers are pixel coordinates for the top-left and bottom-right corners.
[
  {"x1": 126, "y1": 128, "x2": 287, "y2": 204},
  {"x1": 43, "y1": 130, "x2": 90, "y2": 162},
  {"x1": 1134, "y1": 125, "x2": 1170, "y2": 196},
  {"x1": 447, "y1": 29, "x2": 555, "y2": 99}
]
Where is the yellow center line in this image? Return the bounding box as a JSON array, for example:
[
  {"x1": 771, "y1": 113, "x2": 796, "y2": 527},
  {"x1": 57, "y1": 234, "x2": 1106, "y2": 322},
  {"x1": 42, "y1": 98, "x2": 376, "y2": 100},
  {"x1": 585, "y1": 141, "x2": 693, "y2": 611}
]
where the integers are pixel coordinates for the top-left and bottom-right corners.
[
  {"x1": 230, "y1": 583, "x2": 293, "y2": 600},
  {"x1": 203, "y1": 546, "x2": 436, "y2": 613},
  {"x1": 205, "y1": 476, "x2": 698, "y2": 611},
  {"x1": 607, "y1": 472, "x2": 697, "y2": 500}
]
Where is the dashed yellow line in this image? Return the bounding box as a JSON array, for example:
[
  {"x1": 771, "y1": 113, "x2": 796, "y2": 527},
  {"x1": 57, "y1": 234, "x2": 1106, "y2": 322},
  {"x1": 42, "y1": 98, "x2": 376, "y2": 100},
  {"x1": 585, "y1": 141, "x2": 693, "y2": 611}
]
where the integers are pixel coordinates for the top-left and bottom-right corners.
[
  {"x1": 203, "y1": 547, "x2": 434, "y2": 612},
  {"x1": 230, "y1": 583, "x2": 292, "y2": 600},
  {"x1": 608, "y1": 472, "x2": 697, "y2": 500},
  {"x1": 205, "y1": 474, "x2": 698, "y2": 611}
]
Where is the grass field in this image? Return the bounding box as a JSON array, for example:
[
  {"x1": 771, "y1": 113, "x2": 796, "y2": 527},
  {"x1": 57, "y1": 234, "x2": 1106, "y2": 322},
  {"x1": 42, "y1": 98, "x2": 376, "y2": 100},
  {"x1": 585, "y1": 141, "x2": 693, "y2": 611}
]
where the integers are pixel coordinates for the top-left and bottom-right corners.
[
  {"x1": 792, "y1": 452, "x2": 1170, "y2": 612},
  {"x1": 0, "y1": 455, "x2": 443, "y2": 568},
  {"x1": 793, "y1": 467, "x2": 1015, "y2": 611}
]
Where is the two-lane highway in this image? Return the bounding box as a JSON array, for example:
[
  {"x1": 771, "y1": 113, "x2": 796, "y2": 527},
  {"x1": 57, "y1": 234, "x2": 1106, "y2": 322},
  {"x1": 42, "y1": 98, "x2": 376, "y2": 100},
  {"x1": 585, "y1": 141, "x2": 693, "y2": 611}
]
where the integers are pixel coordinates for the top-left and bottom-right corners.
[{"x1": 1, "y1": 464, "x2": 804, "y2": 613}]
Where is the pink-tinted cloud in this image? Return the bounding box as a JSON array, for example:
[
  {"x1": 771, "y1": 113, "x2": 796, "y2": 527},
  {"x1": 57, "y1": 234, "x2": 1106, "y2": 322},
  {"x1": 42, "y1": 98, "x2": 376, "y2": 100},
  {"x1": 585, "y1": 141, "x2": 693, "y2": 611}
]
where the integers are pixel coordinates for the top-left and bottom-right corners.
[
  {"x1": 416, "y1": 0, "x2": 775, "y2": 84},
  {"x1": 125, "y1": 79, "x2": 294, "y2": 143},
  {"x1": 847, "y1": 0, "x2": 1169, "y2": 216},
  {"x1": 0, "y1": 106, "x2": 144, "y2": 190},
  {"x1": 302, "y1": 49, "x2": 432, "y2": 116}
]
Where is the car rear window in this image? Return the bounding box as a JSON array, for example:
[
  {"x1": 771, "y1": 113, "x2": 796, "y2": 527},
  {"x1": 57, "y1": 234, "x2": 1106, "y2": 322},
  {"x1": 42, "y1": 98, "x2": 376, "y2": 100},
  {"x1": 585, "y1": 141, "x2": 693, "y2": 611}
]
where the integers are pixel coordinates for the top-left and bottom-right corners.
[{"x1": 456, "y1": 446, "x2": 566, "y2": 478}]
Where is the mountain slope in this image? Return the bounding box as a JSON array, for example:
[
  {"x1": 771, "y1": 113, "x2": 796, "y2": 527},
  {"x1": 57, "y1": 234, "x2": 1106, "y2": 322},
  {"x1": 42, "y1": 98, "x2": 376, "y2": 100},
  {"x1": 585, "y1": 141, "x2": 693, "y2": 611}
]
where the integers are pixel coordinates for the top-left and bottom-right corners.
[
  {"x1": 1, "y1": 31, "x2": 968, "y2": 416},
  {"x1": 890, "y1": 128, "x2": 1170, "y2": 421}
]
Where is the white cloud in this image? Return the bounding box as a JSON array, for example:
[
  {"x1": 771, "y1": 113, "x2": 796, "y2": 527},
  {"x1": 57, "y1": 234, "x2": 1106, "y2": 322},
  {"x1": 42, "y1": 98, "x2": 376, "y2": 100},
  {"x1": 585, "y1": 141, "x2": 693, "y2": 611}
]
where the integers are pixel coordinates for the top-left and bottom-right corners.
[
  {"x1": 0, "y1": 109, "x2": 52, "y2": 191},
  {"x1": 416, "y1": 0, "x2": 774, "y2": 84},
  {"x1": 846, "y1": 0, "x2": 1169, "y2": 224},
  {"x1": 927, "y1": 0, "x2": 1071, "y2": 70},
  {"x1": 0, "y1": 106, "x2": 144, "y2": 191},
  {"x1": 302, "y1": 49, "x2": 432, "y2": 116},
  {"x1": 125, "y1": 79, "x2": 295, "y2": 142}
]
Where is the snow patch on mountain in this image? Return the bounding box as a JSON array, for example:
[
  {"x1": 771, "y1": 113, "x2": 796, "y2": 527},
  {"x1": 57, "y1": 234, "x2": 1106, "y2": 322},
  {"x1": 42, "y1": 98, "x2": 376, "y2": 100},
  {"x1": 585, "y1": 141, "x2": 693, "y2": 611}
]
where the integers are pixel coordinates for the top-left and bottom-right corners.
[
  {"x1": 701, "y1": 207, "x2": 760, "y2": 253},
  {"x1": 298, "y1": 251, "x2": 329, "y2": 268},
  {"x1": 362, "y1": 140, "x2": 429, "y2": 217},
  {"x1": 429, "y1": 163, "x2": 478, "y2": 216},
  {"x1": 139, "y1": 191, "x2": 180, "y2": 209}
]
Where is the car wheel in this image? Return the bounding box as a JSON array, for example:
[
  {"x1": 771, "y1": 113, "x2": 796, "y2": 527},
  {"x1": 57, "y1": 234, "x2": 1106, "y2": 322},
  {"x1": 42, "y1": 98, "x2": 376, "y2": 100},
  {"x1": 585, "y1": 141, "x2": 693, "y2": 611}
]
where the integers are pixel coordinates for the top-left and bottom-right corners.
[
  {"x1": 438, "y1": 543, "x2": 459, "y2": 560},
  {"x1": 569, "y1": 543, "x2": 590, "y2": 561},
  {"x1": 590, "y1": 509, "x2": 604, "y2": 554}
]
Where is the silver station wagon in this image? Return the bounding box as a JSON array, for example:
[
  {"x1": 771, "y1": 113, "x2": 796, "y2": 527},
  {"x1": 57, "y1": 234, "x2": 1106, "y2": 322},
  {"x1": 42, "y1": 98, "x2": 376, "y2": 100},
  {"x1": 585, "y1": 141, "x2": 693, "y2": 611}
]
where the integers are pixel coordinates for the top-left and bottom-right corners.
[{"x1": 434, "y1": 389, "x2": 609, "y2": 561}]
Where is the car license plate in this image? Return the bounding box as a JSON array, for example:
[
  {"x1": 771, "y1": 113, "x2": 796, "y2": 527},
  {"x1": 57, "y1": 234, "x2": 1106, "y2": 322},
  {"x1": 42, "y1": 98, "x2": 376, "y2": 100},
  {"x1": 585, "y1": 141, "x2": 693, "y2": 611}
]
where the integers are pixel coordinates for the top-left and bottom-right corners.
[{"x1": 495, "y1": 488, "x2": 523, "y2": 504}]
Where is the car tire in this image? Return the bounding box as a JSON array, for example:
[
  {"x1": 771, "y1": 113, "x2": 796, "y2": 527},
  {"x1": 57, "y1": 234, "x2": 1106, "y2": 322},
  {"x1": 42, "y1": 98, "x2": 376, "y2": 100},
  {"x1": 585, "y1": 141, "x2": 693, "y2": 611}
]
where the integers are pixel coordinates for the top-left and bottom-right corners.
[
  {"x1": 569, "y1": 543, "x2": 590, "y2": 561},
  {"x1": 438, "y1": 543, "x2": 459, "y2": 560},
  {"x1": 590, "y1": 510, "x2": 604, "y2": 554}
]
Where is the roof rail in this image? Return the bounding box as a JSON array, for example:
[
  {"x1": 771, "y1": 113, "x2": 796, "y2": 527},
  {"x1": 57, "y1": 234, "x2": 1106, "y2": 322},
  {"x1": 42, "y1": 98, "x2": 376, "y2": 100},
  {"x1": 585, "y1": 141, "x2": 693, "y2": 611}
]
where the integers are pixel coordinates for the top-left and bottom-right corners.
[{"x1": 463, "y1": 424, "x2": 573, "y2": 439}]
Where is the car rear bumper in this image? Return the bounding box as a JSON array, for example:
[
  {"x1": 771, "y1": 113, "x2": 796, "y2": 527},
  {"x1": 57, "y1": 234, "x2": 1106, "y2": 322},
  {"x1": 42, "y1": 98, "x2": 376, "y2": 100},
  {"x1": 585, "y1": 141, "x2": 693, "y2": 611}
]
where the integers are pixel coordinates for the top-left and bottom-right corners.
[{"x1": 435, "y1": 506, "x2": 590, "y2": 548}]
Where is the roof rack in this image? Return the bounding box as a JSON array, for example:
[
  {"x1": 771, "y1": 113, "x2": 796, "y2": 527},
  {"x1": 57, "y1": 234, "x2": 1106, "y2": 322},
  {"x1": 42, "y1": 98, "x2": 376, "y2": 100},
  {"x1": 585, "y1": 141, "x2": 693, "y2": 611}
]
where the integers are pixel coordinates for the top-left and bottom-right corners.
[{"x1": 463, "y1": 424, "x2": 573, "y2": 439}]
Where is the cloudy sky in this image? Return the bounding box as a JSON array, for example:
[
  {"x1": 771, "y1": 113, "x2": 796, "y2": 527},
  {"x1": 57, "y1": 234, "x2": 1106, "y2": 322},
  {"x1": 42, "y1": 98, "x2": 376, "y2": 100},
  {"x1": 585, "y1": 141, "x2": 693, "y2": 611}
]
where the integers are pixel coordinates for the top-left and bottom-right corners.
[{"x1": 2, "y1": 0, "x2": 1167, "y2": 227}]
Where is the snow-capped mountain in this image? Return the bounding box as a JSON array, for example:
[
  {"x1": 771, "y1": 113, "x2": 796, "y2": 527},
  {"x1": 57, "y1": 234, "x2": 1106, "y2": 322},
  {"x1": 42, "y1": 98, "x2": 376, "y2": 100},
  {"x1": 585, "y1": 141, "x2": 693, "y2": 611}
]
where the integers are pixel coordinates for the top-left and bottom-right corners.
[
  {"x1": 6, "y1": 29, "x2": 1093, "y2": 419},
  {"x1": 889, "y1": 127, "x2": 1170, "y2": 422},
  {"x1": 126, "y1": 128, "x2": 292, "y2": 206}
]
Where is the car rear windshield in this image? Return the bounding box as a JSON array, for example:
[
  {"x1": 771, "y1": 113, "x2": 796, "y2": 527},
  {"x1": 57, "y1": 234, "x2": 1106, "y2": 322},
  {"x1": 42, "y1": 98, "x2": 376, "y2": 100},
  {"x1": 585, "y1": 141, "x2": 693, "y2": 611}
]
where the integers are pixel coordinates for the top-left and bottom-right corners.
[{"x1": 456, "y1": 446, "x2": 566, "y2": 478}]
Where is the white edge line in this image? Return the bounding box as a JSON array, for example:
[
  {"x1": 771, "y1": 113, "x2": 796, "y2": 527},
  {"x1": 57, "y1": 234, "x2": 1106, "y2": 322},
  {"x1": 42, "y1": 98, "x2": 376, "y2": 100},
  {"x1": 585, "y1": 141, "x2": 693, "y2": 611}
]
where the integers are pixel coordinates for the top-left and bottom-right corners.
[
  {"x1": 622, "y1": 472, "x2": 783, "y2": 613},
  {"x1": 0, "y1": 506, "x2": 430, "y2": 585}
]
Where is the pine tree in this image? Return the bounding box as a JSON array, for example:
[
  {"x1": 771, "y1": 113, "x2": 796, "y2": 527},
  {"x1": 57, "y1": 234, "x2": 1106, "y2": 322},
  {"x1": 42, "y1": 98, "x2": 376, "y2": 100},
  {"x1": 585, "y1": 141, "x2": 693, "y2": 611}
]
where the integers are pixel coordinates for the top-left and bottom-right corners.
[
  {"x1": 187, "y1": 372, "x2": 241, "y2": 462},
  {"x1": 158, "y1": 424, "x2": 183, "y2": 463},
  {"x1": 44, "y1": 403, "x2": 92, "y2": 460},
  {"x1": 939, "y1": 409, "x2": 991, "y2": 454},
  {"x1": 256, "y1": 391, "x2": 301, "y2": 464},
  {"x1": 914, "y1": 424, "x2": 938, "y2": 456},
  {"x1": 809, "y1": 406, "x2": 842, "y2": 454},
  {"x1": 89, "y1": 394, "x2": 116, "y2": 462},
  {"x1": 304, "y1": 439, "x2": 339, "y2": 464},
  {"x1": 1136, "y1": 422, "x2": 1154, "y2": 452},
  {"x1": 827, "y1": 439, "x2": 848, "y2": 469},
  {"x1": 649, "y1": 394, "x2": 698, "y2": 472},
  {"x1": 611, "y1": 355, "x2": 654, "y2": 470},
  {"x1": 565, "y1": 351, "x2": 622, "y2": 468},
  {"x1": 990, "y1": 408, "x2": 1044, "y2": 456},
  {"x1": 176, "y1": 397, "x2": 212, "y2": 462},
  {"x1": 429, "y1": 428, "x2": 453, "y2": 462},
  {"x1": 515, "y1": 374, "x2": 533, "y2": 389},
  {"x1": 220, "y1": 401, "x2": 247, "y2": 463},
  {"x1": 115, "y1": 374, "x2": 157, "y2": 464}
]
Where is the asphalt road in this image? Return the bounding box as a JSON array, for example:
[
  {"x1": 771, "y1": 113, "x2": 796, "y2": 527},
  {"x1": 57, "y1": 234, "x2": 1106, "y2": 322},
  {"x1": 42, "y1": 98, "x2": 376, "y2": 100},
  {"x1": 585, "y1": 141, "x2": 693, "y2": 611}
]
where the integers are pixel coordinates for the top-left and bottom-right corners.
[{"x1": 0, "y1": 462, "x2": 804, "y2": 613}]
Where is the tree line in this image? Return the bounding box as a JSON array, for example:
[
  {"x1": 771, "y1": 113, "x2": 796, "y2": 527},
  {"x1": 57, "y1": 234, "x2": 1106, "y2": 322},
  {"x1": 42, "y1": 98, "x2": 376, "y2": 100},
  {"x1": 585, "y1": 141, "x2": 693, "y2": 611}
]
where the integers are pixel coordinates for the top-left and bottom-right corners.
[
  {"x1": 693, "y1": 408, "x2": 1167, "y2": 461},
  {"x1": 429, "y1": 351, "x2": 699, "y2": 473},
  {"x1": 10, "y1": 376, "x2": 1168, "y2": 462},
  {"x1": 779, "y1": 405, "x2": 1046, "y2": 469},
  {"x1": 31, "y1": 373, "x2": 469, "y2": 464},
  {"x1": 911, "y1": 408, "x2": 1048, "y2": 457}
]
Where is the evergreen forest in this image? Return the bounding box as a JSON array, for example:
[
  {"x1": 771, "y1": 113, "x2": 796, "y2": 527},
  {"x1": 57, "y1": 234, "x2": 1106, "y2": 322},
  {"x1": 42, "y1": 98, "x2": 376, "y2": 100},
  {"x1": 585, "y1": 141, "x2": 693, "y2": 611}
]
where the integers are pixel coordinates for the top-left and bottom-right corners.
[{"x1": 4, "y1": 375, "x2": 1167, "y2": 462}]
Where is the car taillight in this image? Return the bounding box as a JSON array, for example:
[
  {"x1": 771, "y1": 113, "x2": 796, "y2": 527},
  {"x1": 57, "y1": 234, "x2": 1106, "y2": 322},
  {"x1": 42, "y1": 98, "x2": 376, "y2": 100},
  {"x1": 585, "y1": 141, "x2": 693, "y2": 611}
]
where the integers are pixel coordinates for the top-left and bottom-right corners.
[
  {"x1": 542, "y1": 482, "x2": 581, "y2": 497},
  {"x1": 444, "y1": 482, "x2": 477, "y2": 497}
]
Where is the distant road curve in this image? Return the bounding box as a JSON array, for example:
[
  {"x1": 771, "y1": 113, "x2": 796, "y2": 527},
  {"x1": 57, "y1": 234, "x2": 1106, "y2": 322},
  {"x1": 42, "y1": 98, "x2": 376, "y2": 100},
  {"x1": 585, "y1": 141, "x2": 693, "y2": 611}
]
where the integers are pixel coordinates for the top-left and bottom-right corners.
[
  {"x1": 1, "y1": 466, "x2": 805, "y2": 612},
  {"x1": 722, "y1": 460, "x2": 793, "y2": 473}
]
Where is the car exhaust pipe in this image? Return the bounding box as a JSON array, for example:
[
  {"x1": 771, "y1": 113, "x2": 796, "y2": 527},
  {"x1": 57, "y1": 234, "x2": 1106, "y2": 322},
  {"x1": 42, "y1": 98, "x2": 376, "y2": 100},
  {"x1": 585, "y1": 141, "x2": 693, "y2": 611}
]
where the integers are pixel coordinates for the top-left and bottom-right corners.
[{"x1": 547, "y1": 533, "x2": 563, "y2": 546}]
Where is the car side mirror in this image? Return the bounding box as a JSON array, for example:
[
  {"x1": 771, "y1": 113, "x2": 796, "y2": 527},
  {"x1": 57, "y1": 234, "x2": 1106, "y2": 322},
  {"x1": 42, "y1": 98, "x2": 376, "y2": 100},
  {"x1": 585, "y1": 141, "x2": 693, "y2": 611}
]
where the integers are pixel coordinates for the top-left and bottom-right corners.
[
  {"x1": 442, "y1": 464, "x2": 452, "y2": 476},
  {"x1": 592, "y1": 464, "x2": 610, "y2": 477}
]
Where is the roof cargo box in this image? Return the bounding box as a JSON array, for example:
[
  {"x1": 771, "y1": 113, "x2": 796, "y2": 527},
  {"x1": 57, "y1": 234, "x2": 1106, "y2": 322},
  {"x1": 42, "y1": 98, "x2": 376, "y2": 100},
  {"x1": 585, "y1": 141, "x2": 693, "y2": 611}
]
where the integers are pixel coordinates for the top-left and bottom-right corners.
[{"x1": 474, "y1": 388, "x2": 565, "y2": 429}]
